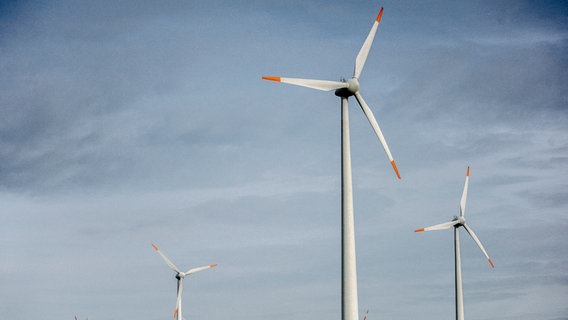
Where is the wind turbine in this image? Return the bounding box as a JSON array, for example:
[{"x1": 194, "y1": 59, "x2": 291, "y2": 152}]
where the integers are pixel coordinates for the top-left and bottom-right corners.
[
  {"x1": 262, "y1": 6, "x2": 399, "y2": 320},
  {"x1": 152, "y1": 244, "x2": 217, "y2": 320},
  {"x1": 414, "y1": 167, "x2": 494, "y2": 320}
]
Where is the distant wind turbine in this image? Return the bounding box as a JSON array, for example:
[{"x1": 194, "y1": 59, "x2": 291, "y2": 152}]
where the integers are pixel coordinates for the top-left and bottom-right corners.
[
  {"x1": 414, "y1": 167, "x2": 494, "y2": 320},
  {"x1": 152, "y1": 244, "x2": 217, "y2": 320},
  {"x1": 263, "y1": 6, "x2": 399, "y2": 320}
]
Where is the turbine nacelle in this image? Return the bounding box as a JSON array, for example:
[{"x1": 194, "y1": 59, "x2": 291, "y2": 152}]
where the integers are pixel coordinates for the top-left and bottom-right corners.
[
  {"x1": 175, "y1": 273, "x2": 185, "y2": 280},
  {"x1": 335, "y1": 78, "x2": 360, "y2": 97},
  {"x1": 453, "y1": 216, "x2": 466, "y2": 227}
]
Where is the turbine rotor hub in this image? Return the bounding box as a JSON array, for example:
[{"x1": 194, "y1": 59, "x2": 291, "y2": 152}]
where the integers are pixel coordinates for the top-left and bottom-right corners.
[
  {"x1": 334, "y1": 77, "x2": 360, "y2": 97},
  {"x1": 347, "y1": 78, "x2": 360, "y2": 94},
  {"x1": 456, "y1": 217, "x2": 466, "y2": 226}
]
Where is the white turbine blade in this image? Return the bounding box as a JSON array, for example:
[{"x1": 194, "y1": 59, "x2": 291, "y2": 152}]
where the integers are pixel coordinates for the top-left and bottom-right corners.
[
  {"x1": 460, "y1": 166, "x2": 469, "y2": 217},
  {"x1": 262, "y1": 76, "x2": 348, "y2": 91},
  {"x1": 463, "y1": 224, "x2": 494, "y2": 268},
  {"x1": 354, "y1": 91, "x2": 401, "y2": 179},
  {"x1": 174, "y1": 279, "x2": 183, "y2": 320},
  {"x1": 415, "y1": 220, "x2": 460, "y2": 232},
  {"x1": 152, "y1": 244, "x2": 181, "y2": 273},
  {"x1": 353, "y1": 7, "x2": 384, "y2": 79},
  {"x1": 460, "y1": 166, "x2": 470, "y2": 218},
  {"x1": 185, "y1": 263, "x2": 217, "y2": 275}
]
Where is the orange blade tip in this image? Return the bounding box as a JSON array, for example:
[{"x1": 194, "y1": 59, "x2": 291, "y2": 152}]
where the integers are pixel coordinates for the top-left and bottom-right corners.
[
  {"x1": 391, "y1": 160, "x2": 401, "y2": 179},
  {"x1": 466, "y1": 166, "x2": 470, "y2": 177},
  {"x1": 376, "y1": 7, "x2": 384, "y2": 23},
  {"x1": 211, "y1": 263, "x2": 218, "y2": 268},
  {"x1": 414, "y1": 228, "x2": 425, "y2": 233},
  {"x1": 173, "y1": 309, "x2": 178, "y2": 318},
  {"x1": 488, "y1": 258, "x2": 494, "y2": 268},
  {"x1": 152, "y1": 244, "x2": 158, "y2": 251},
  {"x1": 262, "y1": 76, "x2": 281, "y2": 82}
]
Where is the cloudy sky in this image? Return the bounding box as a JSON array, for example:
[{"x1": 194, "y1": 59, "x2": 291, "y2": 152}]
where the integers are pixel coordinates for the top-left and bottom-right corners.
[{"x1": 1, "y1": 0, "x2": 567, "y2": 319}]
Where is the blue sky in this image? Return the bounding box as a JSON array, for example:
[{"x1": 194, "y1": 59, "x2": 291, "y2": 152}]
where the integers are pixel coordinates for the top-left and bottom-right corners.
[{"x1": 1, "y1": 1, "x2": 567, "y2": 319}]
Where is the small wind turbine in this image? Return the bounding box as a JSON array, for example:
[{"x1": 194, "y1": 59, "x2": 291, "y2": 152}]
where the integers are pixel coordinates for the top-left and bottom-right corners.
[
  {"x1": 152, "y1": 244, "x2": 217, "y2": 320},
  {"x1": 263, "y1": 6, "x2": 399, "y2": 320},
  {"x1": 414, "y1": 167, "x2": 493, "y2": 320}
]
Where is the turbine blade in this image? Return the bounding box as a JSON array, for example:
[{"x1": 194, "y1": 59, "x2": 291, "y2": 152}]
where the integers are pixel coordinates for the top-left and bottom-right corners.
[
  {"x1": 460, "y1": 166, "x2": 470, "y2": 218},
  {"x1": 175, "y1": 279, "x2": 183, "y2": 319},
  {"x1": 185, "y1": 263, "x2": 217, "y2": 275},
  {"x1": 353, "y1": 7, "x2": 384, "y2": 79},
  {"x1": 152, "y1": 244, "x2": 181, "y2": 273},
  {"x1": 354, "y1": 92, "x2": 400, "y2": 179},
  {"x1": 463, "y1": 224, "x2": 494, "y2": 268},
  {"x1": 262, "y1": 76, "x2": 348, "y2": 91},
  {"x1": 415, "y1": 220, "x2": 459, "y2": 232}
]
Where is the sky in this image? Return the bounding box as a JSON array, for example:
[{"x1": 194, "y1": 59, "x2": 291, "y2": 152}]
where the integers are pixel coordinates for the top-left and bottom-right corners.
[{"x1": 0, "y1": 0, "x2": 567, "y2": 319}]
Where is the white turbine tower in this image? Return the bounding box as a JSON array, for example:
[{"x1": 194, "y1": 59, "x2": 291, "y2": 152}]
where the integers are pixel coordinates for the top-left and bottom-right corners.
[
  {"x1": 152, "y1": 244, "x2": 217, "y2": 320},
  {"x1": 263, "y1": 6, "x2": 399, "y2": 320},
  {"x1": 414, "y1": 167, "x2": 494, "y2": 320}
]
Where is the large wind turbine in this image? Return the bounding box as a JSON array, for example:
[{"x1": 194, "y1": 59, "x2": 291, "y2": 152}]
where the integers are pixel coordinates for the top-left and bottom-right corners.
[
  {"x1": 152, "y1": 244, "x2": 217, "y2": 320},
  {"x1": 263, "y1": 6, "x2": 399, "y2": 320},
  {"x1": 414, "y1": 167, "x2": 493, "y2": 320}
]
